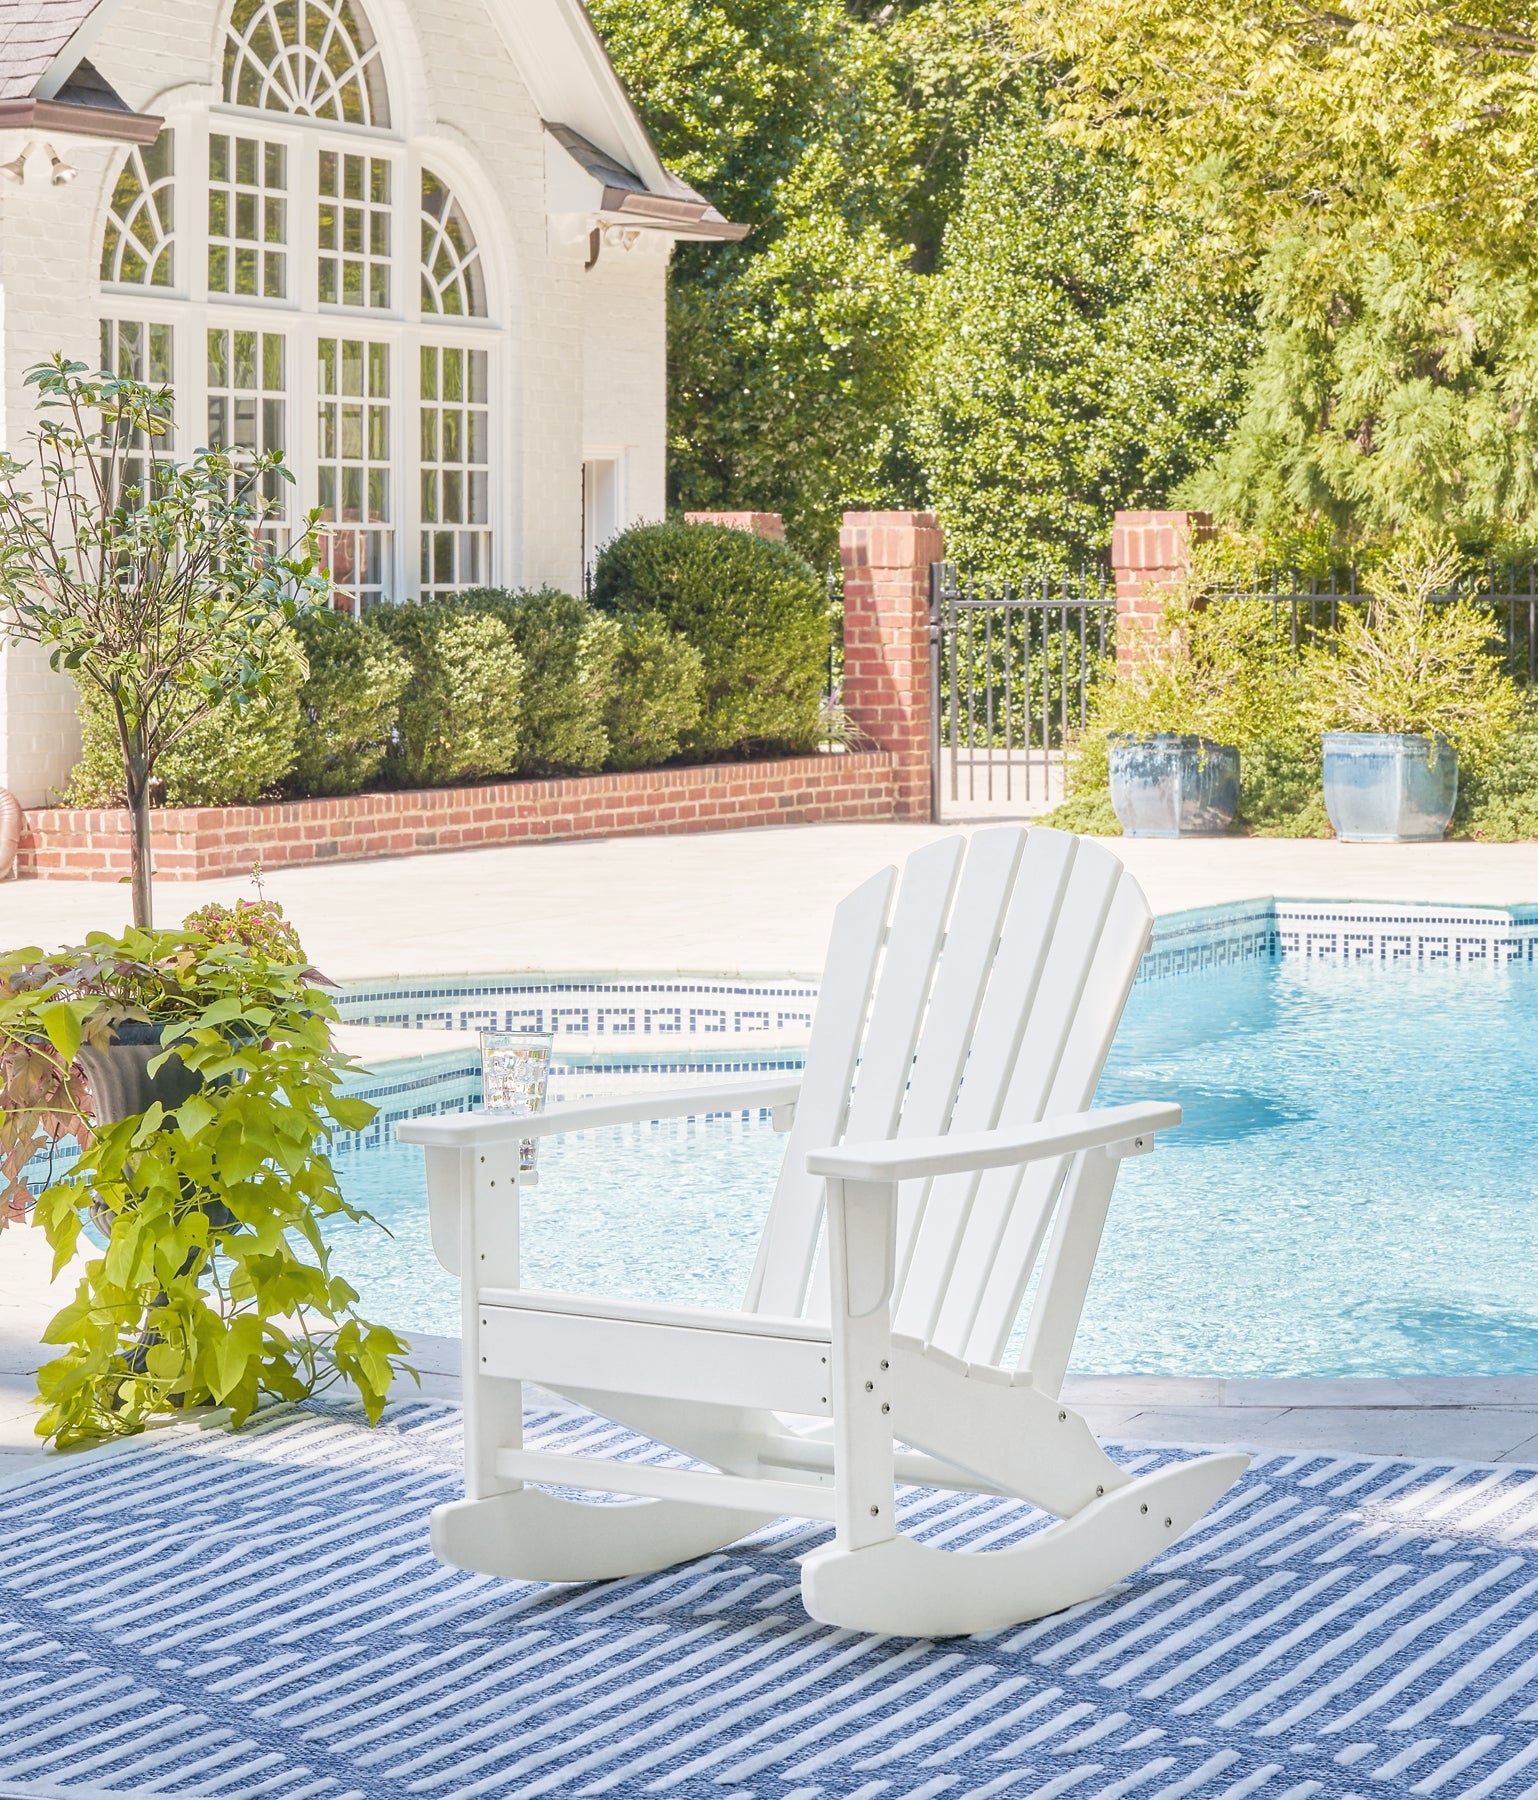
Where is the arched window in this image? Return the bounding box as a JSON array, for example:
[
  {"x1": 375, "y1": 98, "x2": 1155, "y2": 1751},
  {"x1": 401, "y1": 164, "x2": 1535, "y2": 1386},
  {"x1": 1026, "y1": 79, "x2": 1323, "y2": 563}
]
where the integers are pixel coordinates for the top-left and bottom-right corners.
[
  {"x1": 100, "y1": 132, "x2": 175, "y2": 288},
  {"x1": 98, "y1": 0, "x2": 500, "y2": 612},
  {"x1": 421, "y1": 171, "x2": 486, "y2": 318},
  {"x1": 223, "y1": 0, "x2": 390, "y2": 128}
]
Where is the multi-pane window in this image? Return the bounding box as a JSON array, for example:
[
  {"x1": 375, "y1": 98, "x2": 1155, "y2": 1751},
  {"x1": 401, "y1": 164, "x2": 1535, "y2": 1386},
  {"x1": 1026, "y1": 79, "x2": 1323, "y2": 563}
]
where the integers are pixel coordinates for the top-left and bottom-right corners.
[
  {"x1": 208, "y1": 136, "x2": 288, "y2": 299},
  {"x1": 224, "y1": 0, "x2": 390, "y2": 128},
  {"x1": 100, "y1": 132, "x2": 175, "y2": 288},
  {"x1": 318, "y1": 337, "x2": 390, "y2": 610},
  {"x1": 319, "y1": 151, "x2": 391, "y2": 309},
  {"x1": 99, "y1": 320, "x2": 174, "y2": 498},
  {"x1": 207, "y1": 329, "x2": 287, "y2": 510},
  {"x1": 98, "y1": 0, "x2": 507, "y2": 608},
  {"x1": 420, "y1": 346, "x2": 490, "y2": 595}
]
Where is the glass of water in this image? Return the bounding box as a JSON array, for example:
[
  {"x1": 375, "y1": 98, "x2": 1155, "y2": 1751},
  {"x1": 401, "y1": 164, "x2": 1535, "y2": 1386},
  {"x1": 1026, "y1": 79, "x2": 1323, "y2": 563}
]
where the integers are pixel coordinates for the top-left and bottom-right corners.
[{"x1": 479, "y1": 1032, "x2": 553, "y2": 1172}]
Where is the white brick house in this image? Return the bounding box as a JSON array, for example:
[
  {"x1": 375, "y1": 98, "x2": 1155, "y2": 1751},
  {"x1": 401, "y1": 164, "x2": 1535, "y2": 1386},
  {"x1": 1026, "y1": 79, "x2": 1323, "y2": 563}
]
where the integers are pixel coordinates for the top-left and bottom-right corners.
[{"x1": 0, "y1": 0, "x2": 740, "y2": 804}]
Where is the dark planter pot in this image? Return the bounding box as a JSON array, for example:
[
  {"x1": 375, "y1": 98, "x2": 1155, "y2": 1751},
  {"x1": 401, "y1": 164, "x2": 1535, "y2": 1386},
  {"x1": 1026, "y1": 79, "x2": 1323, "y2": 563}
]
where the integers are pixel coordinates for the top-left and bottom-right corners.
[
  {"x1": 75, "y1": 1022, "x2": 200, "y2": 1128},
  {"x1": 74, "y1": 1024, "x2": 232, "y2": 1241},
  {"x1": 1321, "y1": 732, "x2": 1458, "y2": 842},
  {"x1": 1108, "y1": 736, "x2": 1240, "y2": 838}
]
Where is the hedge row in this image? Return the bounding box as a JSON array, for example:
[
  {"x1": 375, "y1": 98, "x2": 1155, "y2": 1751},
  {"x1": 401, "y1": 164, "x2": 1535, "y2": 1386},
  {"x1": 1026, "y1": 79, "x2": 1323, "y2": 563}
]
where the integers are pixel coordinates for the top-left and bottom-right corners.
[{"x1": 67, "y1": 521, "x2": 833, "y2": 807}]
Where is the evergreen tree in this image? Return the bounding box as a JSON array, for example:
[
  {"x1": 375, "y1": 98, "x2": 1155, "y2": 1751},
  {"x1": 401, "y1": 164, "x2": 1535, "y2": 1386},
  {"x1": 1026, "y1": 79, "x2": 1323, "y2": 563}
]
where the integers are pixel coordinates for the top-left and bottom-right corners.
[{"x1": 911, "y1": 90, "x2": 1253, "y2": 572}]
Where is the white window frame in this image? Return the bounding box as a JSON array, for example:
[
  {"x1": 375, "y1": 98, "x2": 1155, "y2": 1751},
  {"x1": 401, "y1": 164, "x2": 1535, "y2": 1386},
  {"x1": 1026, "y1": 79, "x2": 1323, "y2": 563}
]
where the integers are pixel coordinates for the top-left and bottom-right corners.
[{"x1": 96, "y1": 95, "x2": 503, "y2": 609}]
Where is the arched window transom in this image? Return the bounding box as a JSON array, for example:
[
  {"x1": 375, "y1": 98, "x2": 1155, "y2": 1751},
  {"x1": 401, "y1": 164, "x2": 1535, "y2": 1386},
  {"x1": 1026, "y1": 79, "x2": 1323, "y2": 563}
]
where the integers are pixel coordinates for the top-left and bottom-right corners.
[
  {"x1": 101, "y1": 132, "x2": 175, "y2": 288},
  {"x1": 421, "y1": 171, "x2": 486, "y2": 318},
  {"x1": 224, "y1": 0, "x2": 390, "y2": 129}
]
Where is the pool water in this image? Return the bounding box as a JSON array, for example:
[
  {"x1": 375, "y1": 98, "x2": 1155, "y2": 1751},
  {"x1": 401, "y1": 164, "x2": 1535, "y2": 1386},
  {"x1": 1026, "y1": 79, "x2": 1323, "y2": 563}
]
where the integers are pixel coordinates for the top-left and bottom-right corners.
[{"x1": 330, "y1": 956, "x2": 1538, "y2": 1378}]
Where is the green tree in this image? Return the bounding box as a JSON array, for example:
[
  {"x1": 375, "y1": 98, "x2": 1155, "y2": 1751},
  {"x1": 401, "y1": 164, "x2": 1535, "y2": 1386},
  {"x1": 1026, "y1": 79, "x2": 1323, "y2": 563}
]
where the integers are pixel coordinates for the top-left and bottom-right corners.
[
  {"x1": 1038, "y1": 0, "x2": 1538, "y2": 550},
  {"x1": 0, "y1": 357, "x2": 323, "y2": 926},
  {"x1": 911, "y1": 88, "x2": 1253, "y2": 570},
  {"x1": 589, "y1": 0, "x2": 926, "y2": 559}
]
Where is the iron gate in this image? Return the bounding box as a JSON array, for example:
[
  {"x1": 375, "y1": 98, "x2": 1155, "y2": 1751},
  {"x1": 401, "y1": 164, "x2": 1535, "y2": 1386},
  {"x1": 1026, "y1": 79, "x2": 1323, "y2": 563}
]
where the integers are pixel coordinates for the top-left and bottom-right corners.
[{"x1": 928, "y1": 564, "x2": 1115, "y2": 820}]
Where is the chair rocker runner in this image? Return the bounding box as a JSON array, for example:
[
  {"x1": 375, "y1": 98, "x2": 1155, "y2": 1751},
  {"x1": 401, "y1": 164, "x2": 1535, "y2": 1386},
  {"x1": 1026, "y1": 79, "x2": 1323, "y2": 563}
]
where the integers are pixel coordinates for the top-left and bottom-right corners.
[{"x1": 397, "y1": 827, "x2": 1248, "y2": 1637}]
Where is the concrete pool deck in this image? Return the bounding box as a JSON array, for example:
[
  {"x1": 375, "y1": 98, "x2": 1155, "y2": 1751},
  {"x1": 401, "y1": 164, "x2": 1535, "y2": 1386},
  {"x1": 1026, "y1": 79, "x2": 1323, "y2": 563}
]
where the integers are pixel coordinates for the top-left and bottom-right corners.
[
  {"x1": 3, "y1": 824, "x2": 1538, "y2": 1480},
  {"x1": 4, "y1": 824, "x2": 1538, "y2": 979}
]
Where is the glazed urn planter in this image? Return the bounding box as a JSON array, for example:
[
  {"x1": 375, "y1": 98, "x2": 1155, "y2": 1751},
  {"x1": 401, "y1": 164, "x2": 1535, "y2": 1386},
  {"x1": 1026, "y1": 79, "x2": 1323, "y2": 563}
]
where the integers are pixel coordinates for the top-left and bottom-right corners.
[
  {"x1": 1108, "y1": 735, "x2": 1240, "y2": 838},
  {"x1": 1320, "y1": 732, "x2": 1458, "y2": 842}
]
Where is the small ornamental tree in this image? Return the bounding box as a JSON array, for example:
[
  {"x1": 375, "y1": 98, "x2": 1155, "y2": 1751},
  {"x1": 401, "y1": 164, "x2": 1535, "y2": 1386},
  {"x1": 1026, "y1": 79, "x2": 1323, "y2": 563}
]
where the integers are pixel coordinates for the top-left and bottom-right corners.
[{"x1": 0, "y1": 356, "x2": 329, "y2": 928}]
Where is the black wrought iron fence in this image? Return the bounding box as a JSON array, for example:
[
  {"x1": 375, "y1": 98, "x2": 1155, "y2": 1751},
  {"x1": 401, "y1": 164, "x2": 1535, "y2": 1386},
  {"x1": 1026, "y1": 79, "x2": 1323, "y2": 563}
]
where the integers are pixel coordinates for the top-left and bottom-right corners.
[
  {"x1": 929, "y1": 564, "x2": 1115, "y2": 817},
  {"x1": 1207, "y1": 567, "x2": 1538, "y2": 686}
]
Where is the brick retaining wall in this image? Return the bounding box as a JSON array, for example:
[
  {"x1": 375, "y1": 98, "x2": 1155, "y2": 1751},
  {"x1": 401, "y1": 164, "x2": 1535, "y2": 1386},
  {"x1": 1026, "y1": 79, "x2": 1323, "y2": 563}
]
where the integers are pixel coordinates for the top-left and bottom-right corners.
[{"x1": 17, "y1": 752, "x2": 900, "y2": 880}]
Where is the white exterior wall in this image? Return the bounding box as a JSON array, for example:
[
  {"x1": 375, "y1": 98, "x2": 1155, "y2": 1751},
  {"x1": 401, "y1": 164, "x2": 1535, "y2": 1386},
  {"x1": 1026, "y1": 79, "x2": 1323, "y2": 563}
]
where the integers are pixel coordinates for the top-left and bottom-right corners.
[
  {"x1": 0, "y1": 0, "x2": 674, "y2": 804},
  {"x1": 581, "y1": 233, "x2": 669, "y2": 532}
]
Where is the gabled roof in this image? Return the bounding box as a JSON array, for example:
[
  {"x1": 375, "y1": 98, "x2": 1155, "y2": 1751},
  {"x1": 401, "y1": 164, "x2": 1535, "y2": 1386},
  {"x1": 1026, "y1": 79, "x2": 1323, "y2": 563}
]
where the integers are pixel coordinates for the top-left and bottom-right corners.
[
  {"x1": 0, "y1": 0, "x2": 742, "y2": 234},
  {"x1": 546, "y1": 123, "x2": 747, "y2": 241},
  {"x1": 0, "y1": 0, "x2": 117, "y2": 100},
  {"x1": 0, "y1": 0, "x2": 161, "y2": 139}
]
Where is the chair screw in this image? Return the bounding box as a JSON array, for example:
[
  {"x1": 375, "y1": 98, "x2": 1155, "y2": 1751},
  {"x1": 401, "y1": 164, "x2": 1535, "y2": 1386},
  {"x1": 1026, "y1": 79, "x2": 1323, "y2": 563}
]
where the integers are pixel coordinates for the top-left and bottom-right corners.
[
  {"x1": 881, "y1": 1402, "x2": 890, "y2": 1415},
  {"x1": 869, "y1": 1505, "x2": 879, "y2": 1517},
  {"x1": 880, "y1": 1359, "x2": 889, "y2": 1371},
  {"x1": 864, "y1": 1380, "x2": 874, "y2": 1392},
  {"x1": 1140, "y1": 1503, "x2": 1148, "y2": 1514},
  {"x1": 1058, "y1": 1410, "x2": 1067, "y2": 1422},
  {"x1": 1164, "y1": 1516, "x2": 1173, "y2": 1528},
  {"x1": 1095, "y1": 1485, "x2": 1104, "y2": 1496}
]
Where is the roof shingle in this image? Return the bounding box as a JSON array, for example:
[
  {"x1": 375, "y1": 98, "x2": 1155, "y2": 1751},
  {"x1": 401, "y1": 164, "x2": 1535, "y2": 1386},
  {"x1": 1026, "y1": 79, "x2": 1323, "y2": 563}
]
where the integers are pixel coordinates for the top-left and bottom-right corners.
[{"x1": 0, "y1": 0, "x2": 102, "y2": 101}]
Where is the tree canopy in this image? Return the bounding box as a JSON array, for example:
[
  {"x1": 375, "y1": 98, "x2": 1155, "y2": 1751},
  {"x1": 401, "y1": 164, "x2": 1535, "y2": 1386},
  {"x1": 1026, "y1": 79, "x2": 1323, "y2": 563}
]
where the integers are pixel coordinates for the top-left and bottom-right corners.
[
  {"x1": 1037, "y1": 0, "x2": 1538, "y2": 551},
  {"x1": 590, "y1": 0, "x2": 1253, "y2": 567},
  {"x1": 911, "y1": 88, "x2": 1253, "y2": 569}
]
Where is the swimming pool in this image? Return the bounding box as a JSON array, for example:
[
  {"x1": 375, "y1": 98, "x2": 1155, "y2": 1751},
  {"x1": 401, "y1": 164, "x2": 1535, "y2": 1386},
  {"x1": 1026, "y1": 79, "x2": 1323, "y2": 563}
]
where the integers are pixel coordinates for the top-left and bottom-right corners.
[{"x1": 329, "y1": 918, "x2": 1538, "y2": 1379}]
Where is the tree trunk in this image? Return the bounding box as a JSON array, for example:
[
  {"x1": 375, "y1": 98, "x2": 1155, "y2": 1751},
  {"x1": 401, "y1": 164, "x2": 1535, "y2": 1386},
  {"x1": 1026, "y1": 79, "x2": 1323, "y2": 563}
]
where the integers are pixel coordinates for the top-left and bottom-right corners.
[{"x1": 126, "y1": 767, "x2": 154, "y2": 930}]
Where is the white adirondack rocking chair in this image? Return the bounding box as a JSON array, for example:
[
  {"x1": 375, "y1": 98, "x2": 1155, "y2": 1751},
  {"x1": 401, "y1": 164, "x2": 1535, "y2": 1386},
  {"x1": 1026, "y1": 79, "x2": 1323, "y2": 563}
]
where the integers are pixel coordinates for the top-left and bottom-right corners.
[{"x1": 396, "y1": 827, "x2": 1247, "y2": 1637}]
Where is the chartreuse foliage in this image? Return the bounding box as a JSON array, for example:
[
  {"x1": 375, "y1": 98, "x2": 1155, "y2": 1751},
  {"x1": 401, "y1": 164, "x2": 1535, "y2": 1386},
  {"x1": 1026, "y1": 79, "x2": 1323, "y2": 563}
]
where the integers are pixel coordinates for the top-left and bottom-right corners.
[
  {"x1": 1047, "y1": 577, "x2": 1318, "y2": 837},
  {"x1": 1038, "y1": 0, "x2": 1538, "y2": 551},
  {"x1": 1303, "y1": 537, "x2": 1520, "y2": 764},
  {"x1": 0, "y1": 907, "x2": 408, "y2": 1447}
]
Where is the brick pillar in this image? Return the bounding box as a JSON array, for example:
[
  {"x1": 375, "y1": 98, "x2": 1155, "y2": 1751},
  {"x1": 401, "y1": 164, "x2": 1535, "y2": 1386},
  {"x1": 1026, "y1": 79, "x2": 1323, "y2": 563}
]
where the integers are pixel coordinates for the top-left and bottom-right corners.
[
  {"x1": 683, "y1": 510, "x2": 786, "y2": 541},
  {"x1": 838, "y1": 510, "x2": 941, "y2": 821},
  {"x1": 1110, "y1": 510, "x2": 1212, "y2": 665}
]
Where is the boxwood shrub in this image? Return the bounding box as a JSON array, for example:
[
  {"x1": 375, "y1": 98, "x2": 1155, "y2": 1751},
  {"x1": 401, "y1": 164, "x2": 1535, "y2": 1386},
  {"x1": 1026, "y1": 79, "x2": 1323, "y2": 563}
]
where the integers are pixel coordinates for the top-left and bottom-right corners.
[
  {"x1": 455, "y1": 587, "x2": 607, "y2": 774},
  {"x1": 587, "y1": 613, "x2": 705, "y2": 770},
  {"x1": 287, "y1": 607, "x2": 412, "y2": 797},
  {"x1": 67, "y1": 628, "x2": 307, "y2": 807},
  {"x1": 372, "y1": 600, "x2": 523, "y2": 787},
  {"x1": 590, "y1": 520, "x2": 830, "y2": 757}
]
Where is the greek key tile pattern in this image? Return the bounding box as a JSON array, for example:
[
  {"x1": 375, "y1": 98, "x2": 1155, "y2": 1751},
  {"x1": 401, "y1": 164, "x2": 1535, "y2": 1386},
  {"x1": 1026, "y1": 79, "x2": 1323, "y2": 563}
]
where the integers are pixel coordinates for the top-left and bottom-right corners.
[
  {"x1": 1138, "y1": 901, "x2": 1538, "y2": 984},
  {"x1": 336, "y1": 974, "x2": 818, "y2": 1040},
  {"x1": 6, "y1": 1398, "x2": 1538, "y2": 1798}
]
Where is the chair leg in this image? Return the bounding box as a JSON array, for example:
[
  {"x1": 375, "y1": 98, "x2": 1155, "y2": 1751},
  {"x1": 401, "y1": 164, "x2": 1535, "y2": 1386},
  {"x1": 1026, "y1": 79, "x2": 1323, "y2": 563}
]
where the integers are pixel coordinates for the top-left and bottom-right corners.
[
  {"x1": 431, "y1": 1487, "x2": 776, "y2": 1584},
  {"x1": 799, "y1": 1450, "x2": 1249, "y2": 1637}
]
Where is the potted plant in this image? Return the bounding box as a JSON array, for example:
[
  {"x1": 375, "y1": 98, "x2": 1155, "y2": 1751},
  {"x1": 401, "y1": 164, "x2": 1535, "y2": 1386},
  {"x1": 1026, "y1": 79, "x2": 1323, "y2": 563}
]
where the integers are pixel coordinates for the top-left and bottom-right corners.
[
  {"x1": 0, "y1": 355, "x2": 328, "y2": 928},
  {"x1": 1307, "y1": 539, "x2": 1518, "y2": 842},
  {"x1": 0, "y1": 898, "x2": 408, "y2": 1445},
  {"x1": 1094, "y1": 589, "x2": 1304, "y2": 836}
]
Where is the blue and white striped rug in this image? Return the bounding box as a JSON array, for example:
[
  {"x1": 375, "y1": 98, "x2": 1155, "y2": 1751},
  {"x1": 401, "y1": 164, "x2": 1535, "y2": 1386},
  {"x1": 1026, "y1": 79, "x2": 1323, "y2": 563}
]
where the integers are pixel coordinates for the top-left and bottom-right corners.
[{"x1": 3, "y1": 1399, "x2": 1538, "y2": 1800}]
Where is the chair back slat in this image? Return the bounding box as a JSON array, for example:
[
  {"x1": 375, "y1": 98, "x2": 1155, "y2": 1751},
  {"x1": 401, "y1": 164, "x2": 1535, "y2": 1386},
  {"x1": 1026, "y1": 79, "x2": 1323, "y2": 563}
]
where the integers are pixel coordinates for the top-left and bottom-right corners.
[
  {"x1": 892, "y1": 827, "x2": 1077, "y2": 1339},
  {"x1": 802, "y1": 835, "x2": 965, "y2": 1319},
  {"x1": 999, "y1": 872, "x2": 1153, "y2": 1377},
  {"x1": 746, "y1": 864, "x2": 897, "y2": 1316},
  {"x1": 926, "y1": 840, "x2": 1124, "y2": 1360},
  {"x1": 888, "y1": 827, "x2": 1026, "y2": 1289}
]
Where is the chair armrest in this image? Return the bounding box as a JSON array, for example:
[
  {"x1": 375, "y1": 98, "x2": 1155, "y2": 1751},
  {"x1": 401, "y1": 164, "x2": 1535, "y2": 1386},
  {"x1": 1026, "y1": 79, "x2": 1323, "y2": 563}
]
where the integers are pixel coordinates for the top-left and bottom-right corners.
[
  {"x1": 396, "y1": 1074, "x2": 804, "y2": 1151},
  {"x1": 805, "y1": 1100, "x2": 1179, "y2": 1183}
]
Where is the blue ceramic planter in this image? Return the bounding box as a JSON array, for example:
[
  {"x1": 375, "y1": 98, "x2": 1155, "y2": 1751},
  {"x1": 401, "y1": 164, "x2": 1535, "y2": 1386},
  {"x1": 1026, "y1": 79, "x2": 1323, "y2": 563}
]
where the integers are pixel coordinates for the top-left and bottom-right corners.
[
  {"x1": 1321, "y1": 732, "x2": 1458, "y2": 842},
  {"x1": 1108, "y1": 735, "x2": 1240, "y2": 838}
]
